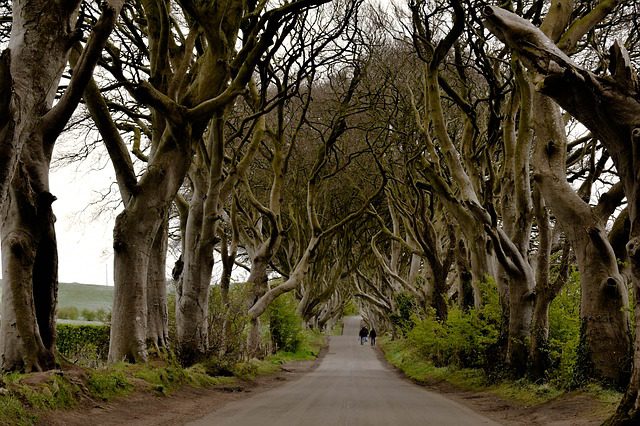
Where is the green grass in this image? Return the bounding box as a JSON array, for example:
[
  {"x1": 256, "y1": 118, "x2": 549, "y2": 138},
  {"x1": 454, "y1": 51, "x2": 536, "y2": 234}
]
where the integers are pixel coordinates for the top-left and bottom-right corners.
[
  {"x1": 0, "y1": 281, "x2": 114, "y2": 314},
  {"x1": 0, "y1": 396, "x2": 33, "y2": 426},
  {"x1": 87, "y1": 367, "x2": 133, "y2": 400},
  {"x1": 267, "y1": 329, "x2": 326, "y2": 365},
  {"x1": 57, "y1": 282, "x2": 113, "y2": 312},
  {"x1": 381, "y1": 337, "x2": 568, "y2": 406}
]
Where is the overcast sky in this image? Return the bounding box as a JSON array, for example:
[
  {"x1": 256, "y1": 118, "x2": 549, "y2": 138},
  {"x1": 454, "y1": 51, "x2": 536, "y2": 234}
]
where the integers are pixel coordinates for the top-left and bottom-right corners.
[{"x1": 50, "y1": 149, "x2": 117, "y2": 286}]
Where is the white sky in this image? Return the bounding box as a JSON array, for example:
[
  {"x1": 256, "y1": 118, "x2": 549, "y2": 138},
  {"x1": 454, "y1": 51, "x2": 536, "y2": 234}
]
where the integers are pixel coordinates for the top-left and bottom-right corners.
[{"x1": 50, "y1": 158, "x2": 116, "y2": 285}]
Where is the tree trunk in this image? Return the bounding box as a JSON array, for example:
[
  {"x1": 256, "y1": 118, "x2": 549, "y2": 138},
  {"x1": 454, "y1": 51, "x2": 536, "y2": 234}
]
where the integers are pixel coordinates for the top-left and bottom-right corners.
[
  {"x1": 176, "y1": 182, "x2": 212, "y2": 365},
  {"x1": 146, "y1": 218, "x2": 169, "y2": 352},
  {"x1": 0, "y1": 162, "x2": 57, "y2": 372},
  {"x1": 110, "y1": 131, "x2": 191, "y2": 363},
  {"x1": 482, "y1": 9, "x2": 636, "y2": 417},
  {"x1": 109, "y1": 210, "x2": 155, "y2": 363},
  {"x1": 0, "y1": 0, "x2": 84, "y2": 210},
  {"x1": 528, "y1": 186, "x2": 562, "y2": 381},
  {"x1": 0, "y1": 0, "x2": 122, "y2": 371},
  {"x1": 532, "y1": 93, "x2": 630, "y2": 386},
  {"x1": 454, "y1": 240, "x2": 475, "y2": 311},
  {"x1": 246, "y1": 257, "x2": 269, "y2": 357}
]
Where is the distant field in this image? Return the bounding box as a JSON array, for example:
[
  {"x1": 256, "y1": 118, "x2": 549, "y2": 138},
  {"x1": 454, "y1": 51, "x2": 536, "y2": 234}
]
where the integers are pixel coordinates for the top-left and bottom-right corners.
[
  {"x1": 0, "y1": 281, "x2": 114, "y2": 312},
  {"x1": 58, "y1": 282, "x2": 113, "y2": 312}
]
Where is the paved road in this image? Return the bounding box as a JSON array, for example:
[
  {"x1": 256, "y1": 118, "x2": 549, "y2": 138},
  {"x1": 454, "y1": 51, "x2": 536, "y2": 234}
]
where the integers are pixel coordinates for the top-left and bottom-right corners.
[{"x1": 188, "y1": 316, "x2": 501, "y2": 426}]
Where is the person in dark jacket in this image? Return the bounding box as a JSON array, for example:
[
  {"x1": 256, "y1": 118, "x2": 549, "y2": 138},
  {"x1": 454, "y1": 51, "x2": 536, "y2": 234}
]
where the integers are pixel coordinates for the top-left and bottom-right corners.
[
  {"x1": 359, "y1": 326, "x2": 369, "y2": 345},
  {"x1": 369, "y1": 328, "x2": 377, "y2": 346}
]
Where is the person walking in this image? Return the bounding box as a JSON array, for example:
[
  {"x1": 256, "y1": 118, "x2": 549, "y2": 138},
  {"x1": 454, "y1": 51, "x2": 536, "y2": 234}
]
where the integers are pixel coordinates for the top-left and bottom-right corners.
[
  {"x1": 359, "y1": 326, "x2": 369, "y2": 345},
  {"x1": 369, "y1": 327, "x2": 377, "y2": 346}
]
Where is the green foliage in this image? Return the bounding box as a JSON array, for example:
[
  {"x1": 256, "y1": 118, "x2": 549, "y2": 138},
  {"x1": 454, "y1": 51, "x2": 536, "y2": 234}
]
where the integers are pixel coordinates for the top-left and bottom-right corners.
[
  {"x1": 57, "y1": 306, "x2": 79, "y2": 320},
  {"x1": 0, "y1": 372, "x2": 80, "y2": 426},
  {"x1": 56, "y1": 324, "x2": 110, "y2": 367},
  {"x1": 15, "y1": 376, "x2": 78, "y2": 410},
  {"x1": 81, "y1": 309, "x2": 96, "y2": 321},
  {"x1": 408, "y1": 303, "x2": 500, "y2": 369},
  {"x1": 268, "y1": 329, "x2": 325, "y2": 364},
  {"x1": 198, "y1": 356, "x2": 236, "y2": 377},
  {"x1": 206, "y1": 284, "x2": 251, "y2": 360},
  {"x1": 231, "y1": 359, "x2": 262, "y2": 380},
  {"x1": 404, "y1": 281, "x2": 501, "y2": 369},
  {"x1": 184, "y1": 365, "x2": 237, "y2": 387},
  {"x1": 382, "y1": 337, "x2": 563, "y2": 406},
  {"x1": 267, "y1": 293, "x2": 303, "y2": 353},
  {"x1": 389, "y1": 269, "x2": 588, "y2": 392},
  {"x1": 548, "y1": 270, "x2": 581, "y2": 388},
  {"x1": 87, "y1": 368, "x2": 132, "y2": 400},
  {"x1": 134, "y1": 365, "x2": 188, "y2": 395},
  {"x1": 342, "y1": 298, "x2": 358, "y2": 316},
  {"x1": 389, "y1": 292, "x2": 418, "y2": 336},
  {"x1": 78, "y1": 308, "x2": 109, "y2": 322}
]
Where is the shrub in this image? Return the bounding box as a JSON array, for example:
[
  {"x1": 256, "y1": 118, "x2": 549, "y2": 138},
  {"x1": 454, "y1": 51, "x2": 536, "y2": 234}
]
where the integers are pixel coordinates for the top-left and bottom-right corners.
[
  {"x1": 389, "y1": 292, "x2": 418, "y2": 336},
  {"x1": 57, "y1": 306, "x2": 79, "y2": 320},
  {"x1": 268, "y1": 293, "x2": 302, "y2": 353},
  {"x1": 57, "y1": 324, "x2": 110, "y2": 366},
  {"x1": 81, "y1": 309, "x2": 97, "y2": 322},
  {"x1": 87, "y1": 369, "x2": 132, "y2": 400},
  {"x1": 548, "y1": 269, "x2": 581, "y2": 387},
  {"x1": 342, "y1": 298, "x2": 358, "y2": 316},
  {"x1": 407, "y1": 282, "x2": 500, "y2": 369},
  {"x1": 206, "y1": 284, "x2": 251, "y2": 360}
]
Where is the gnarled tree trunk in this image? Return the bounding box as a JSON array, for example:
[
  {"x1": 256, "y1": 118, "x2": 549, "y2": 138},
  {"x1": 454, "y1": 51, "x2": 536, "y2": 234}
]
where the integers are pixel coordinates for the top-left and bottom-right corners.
[
  {"x1": 1, "y1": 162, "x2": 57, "y2": 372},
  {"x1": 0, "y1": 0, "x2": 123, "y2": 372}
]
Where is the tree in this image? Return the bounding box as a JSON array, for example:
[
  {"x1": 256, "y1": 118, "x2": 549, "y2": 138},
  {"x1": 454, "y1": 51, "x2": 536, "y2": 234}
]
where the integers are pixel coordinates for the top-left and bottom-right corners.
[
  {"x1": 483, "y1": 4, "x2": 640, "y2": 420},
  {"x1": 85, "y1": 0, "x2": 335, "y2": 363},
  {"x1": 0, "y1": 0, "x2": 123, "y2": 372}
]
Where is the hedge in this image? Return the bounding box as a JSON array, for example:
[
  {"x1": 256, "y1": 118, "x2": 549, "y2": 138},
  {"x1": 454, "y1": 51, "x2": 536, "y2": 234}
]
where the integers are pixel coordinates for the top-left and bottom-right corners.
[{"x1": 57, "y1": 323, "x2": 110, "y2": 362}]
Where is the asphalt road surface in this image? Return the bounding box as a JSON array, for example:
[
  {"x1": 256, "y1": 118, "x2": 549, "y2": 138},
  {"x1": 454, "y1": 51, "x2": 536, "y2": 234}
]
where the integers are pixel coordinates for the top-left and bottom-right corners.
[{"x1": 187, "y1": 316, "x2": 501, "y2": 426}]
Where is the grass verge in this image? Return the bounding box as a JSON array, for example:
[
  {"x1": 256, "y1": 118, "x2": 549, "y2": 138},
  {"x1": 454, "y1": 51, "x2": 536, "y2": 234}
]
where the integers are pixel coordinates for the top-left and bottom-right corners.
[{"x1": 380, "y1": 337, "x2": 621, "y2": 408}]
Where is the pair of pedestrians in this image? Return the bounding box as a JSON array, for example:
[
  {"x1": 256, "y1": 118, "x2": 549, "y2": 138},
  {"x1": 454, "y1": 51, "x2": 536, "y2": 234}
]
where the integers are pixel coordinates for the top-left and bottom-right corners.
[{"x1": 359, "y1": 326, "x2": 376, "y2": 346}]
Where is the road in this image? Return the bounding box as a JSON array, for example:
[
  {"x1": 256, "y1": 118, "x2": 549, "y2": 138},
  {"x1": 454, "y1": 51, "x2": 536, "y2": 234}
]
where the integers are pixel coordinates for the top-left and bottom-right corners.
[{"x1": 187, "y1": 316, "x2": 501, "y2": 426}]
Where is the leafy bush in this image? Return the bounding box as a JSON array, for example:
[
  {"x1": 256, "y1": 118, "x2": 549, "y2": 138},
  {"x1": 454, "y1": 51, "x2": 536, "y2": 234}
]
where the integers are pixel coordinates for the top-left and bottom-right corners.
[
  {"x1": 57, "y1": 324, "x2": 110, "y2": 366},
  {"x1": 81, "y1": 309, "x2": 97, "y2": 322},
  {"x1": 407, "y1": 282, "x2": 501, "y2": 369},
  {"x1": 548, "y1": 269, "x2": 581, "y2": 387},
  {"x1": 0, "y1": 395, "x2": 33, "y2": 426},
  {"x1": 389, "y1": 292, "x2": 419, "y2": 336},
  {"x1": 207, "y1": 284, "x2": 251, "y2": 360},
  {"x1": 57, "y1": 306, "x2": 79, "y2": 320},
  {"x1": 268, "y1": 293, "x2": 302, "y2": 353},
  {"x1": 408, "y1": 305, "x2": 500, "y2": 369}
]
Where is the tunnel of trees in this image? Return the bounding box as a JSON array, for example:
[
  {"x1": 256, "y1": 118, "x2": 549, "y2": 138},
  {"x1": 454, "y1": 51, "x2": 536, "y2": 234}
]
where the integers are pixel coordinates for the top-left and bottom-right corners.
[{"x1": 2, "y1": 0, "x2": 640, "y2": 423}]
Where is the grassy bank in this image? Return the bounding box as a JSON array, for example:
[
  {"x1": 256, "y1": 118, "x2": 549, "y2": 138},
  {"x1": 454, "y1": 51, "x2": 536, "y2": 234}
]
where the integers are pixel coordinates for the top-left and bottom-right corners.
[
  {"x1": 380, "y1": 337, "x2": 621, "y2": 410},
  {"x1": 0, "y1": 330, "x2": 326, "y2": 426}
]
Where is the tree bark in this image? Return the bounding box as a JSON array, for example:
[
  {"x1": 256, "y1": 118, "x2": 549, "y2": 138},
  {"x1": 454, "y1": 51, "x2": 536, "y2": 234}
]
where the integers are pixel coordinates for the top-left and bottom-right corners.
[
  {"x1": 146, "y1": 218, "x2": 169, "y2": 352},
  {"x1": 532, "y1": 93, "x2": 630, "y2": 386},
  {"x1": 0, "y1": 162, "x2": 57, "y2": 372},
  {"x1": 109, "y1": 129, "x2": 192, "y2": 363},
  {"x1": 0, "y1": 0, "x2": 83, "y2": 210}
]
